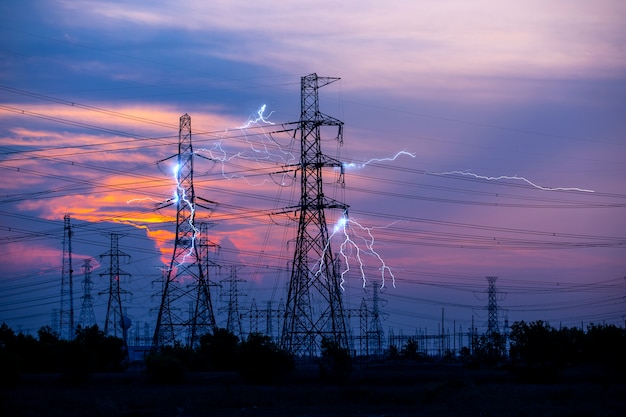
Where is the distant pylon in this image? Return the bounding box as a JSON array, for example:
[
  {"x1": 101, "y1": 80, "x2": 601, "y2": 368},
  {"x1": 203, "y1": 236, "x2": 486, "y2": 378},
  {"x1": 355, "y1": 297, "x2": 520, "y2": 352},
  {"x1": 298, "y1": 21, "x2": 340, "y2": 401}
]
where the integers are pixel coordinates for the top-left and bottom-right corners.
[
  {"x1": 281, "y1": 73, "x2": 349, "y2": 356},
  {"x1": 77, "y1": 258, "x2": 97, "y2": 329},
  {"x1": 248, "y1": 299, "x2": 259, "y2": 335},
  {"x1": 190, "y1": 222, "x2": 219, "y2": 344},
  {"x1": 59, "y1": 213, "x2": 75, "y2": 340},
  {"x1": 486, "y1": 276, "x2": 499, "y2": 336},
  {"x1": 359, "y1": 298, "x2": 368, "y2": 355},
  {"x1": 367, "y1": 282, "x2": 385, "y2": 356},
  {"x1": 220, "y1": 266, "x2": 246, "y2": 338},
  {"x1": 246, "y1": 299, "x2": 284, "y2": 342},
  {"x1": 152, "y1": 114, "x2": 217, "y2": 348},
  {"x1": 99, "y1": 233, "x2": 131, "y2": 344}
]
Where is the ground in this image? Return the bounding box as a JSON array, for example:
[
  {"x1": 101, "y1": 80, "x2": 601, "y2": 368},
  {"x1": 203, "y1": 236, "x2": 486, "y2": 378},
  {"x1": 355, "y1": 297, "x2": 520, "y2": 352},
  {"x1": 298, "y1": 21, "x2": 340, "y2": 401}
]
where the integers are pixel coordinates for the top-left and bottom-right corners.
[{"x1": 1, "y1": 363, "x2": 624, "y2": 417}]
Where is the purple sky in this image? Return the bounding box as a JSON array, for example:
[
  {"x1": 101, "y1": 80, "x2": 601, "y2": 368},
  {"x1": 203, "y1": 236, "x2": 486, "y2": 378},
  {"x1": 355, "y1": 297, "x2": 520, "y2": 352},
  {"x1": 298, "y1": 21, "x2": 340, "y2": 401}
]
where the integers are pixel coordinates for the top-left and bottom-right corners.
[{"x1": 1, "y1": 0, "x2": 625, "y2": 339}]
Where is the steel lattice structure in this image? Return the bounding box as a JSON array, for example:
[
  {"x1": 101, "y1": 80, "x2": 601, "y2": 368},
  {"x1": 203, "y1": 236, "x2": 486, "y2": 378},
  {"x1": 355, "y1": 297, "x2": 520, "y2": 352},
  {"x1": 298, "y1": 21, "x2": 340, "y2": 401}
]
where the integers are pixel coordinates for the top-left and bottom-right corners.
[
  {"x1": 99, "y1": 233, "x2": 131, "y2": 344},
  {"x1": 220, "y1": 266, "x2": 245, "y2": 338},
  {"x1": 152, "y1": 114, "x2": 216, "y2": 348},
  {"x1": 281, "y1": 73, "x2": 349, "y2": 356},
  {"x1": 486, "y1": 276, "x2": 499, "y2": 336},
  {"x1": 59, "y1": 213, "x2": 75, "y2": 340},
  {"x1": 77, "y1": 258, "x2": 97, "y2": 329}
]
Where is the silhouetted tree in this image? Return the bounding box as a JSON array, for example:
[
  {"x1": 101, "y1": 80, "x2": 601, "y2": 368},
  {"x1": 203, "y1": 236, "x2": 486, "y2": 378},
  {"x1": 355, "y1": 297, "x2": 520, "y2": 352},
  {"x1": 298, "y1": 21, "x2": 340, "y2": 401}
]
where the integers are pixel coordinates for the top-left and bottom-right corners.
[
  {"x1": 0, "y1": 322, "x2": 17, "y2": 348},
  {"x1": 73, "y1": 325, "x2": 127, "y2": 372},
  {"x1": 0, "y1": 323, "x2": 20, "y2": 387},
  {"x1": 238, "y1": 333, "x2": 294, "y2": 383},
  {"x1": 198, "y1": 328, "x2": 240, "y2": 371},
  {"x1": 387, "y1": 344, "x2": 400, "y2": 361},
  {"x1": 509, "y1": 321, "x2": 568, "y2": 381},
  {"x1": 400, "y1": 337, "x2": 419, "y2": 360},
  {"x1": 30, "y1": 326, "x2": 61, "y2": 372},
  {"x1": 583, "y1": 323, "x2": 626, "y2": 371},
  {"x1": 319, "y1": 338, "x2": 352, "y2": 383},
  {"x1": 472, "y1": 332, "x2": 506, "y2": 368}
]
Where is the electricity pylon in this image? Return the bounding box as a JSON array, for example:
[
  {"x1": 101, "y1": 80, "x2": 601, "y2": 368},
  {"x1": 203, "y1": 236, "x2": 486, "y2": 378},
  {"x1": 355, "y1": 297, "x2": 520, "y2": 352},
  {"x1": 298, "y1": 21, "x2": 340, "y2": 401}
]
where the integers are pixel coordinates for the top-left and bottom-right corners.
[
  {"x1": 281, "y1": 73, "x2": 349, "y2": 356},
  {"x1": 152, "y1": 114, "x2": 216, "y2": 348},
  {"x1": 367, "y1": 282, "x2": 385, "y2": 356},
  {"x1": 190, "y1": 222, "x2": 219, "y2": 345},
  {"x1": 99, "y1": 233, "x2": 131, "y2": 343},
  {"x1": 358, "y1": 282, "x2": 386, "y2": 357},
  {"x1": 220, "y1": 266, "x2": 246, "y2": 338},
  {"x1": 77, "y1": 258, "x2": 97, "y2": 329},
  {"x1": 59, "y1": 213, "x2": 75, "y2": 340},
  {"x1": 486, "y1": 276, "x2": 499, "y2": 337}
]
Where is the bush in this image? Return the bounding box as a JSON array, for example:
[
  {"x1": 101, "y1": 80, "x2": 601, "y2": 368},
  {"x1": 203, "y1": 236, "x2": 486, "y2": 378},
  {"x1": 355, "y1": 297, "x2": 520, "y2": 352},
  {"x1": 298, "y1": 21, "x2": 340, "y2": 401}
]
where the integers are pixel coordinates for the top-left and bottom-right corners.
[
  {"x1": 198, "y1": 328, "x2": 239, "y2": 371},
  {"x1": 73, "y1": 325, "x2": 127, "y2": 372},
  {"x1": 319, "y1": 338, "x2": 352, "y2": 383},
  {"x1": 238, "y1": 333, "x2": 294, "y2": 384},
  {"x1": 144, "y1": 352, "x2": 188, "y2": 384}
]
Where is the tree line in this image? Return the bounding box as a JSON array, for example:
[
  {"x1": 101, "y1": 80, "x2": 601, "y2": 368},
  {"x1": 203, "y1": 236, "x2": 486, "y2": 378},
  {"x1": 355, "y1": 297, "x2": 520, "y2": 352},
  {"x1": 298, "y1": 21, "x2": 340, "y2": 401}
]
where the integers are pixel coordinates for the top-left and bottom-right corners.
[{"x1": 1, "y1": 320, "x2": 624, "y2": 386}]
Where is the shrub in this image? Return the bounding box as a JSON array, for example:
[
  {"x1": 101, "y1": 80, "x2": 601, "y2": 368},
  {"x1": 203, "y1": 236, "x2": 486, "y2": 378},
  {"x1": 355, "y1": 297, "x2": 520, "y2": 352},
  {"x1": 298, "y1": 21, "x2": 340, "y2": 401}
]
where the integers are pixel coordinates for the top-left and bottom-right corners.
[
  {"x1": 144, "y1": 352, "x2": 188, "y2": 384},
  {"x1": 319, "y1": 338, "x2": 352, "y2": 383},
  {"x1": 238, "y1": 333, "x2": 294, "y2": 384},
  {"x1": 198, "y1": 328, "x2": 239, "y2": 371}
]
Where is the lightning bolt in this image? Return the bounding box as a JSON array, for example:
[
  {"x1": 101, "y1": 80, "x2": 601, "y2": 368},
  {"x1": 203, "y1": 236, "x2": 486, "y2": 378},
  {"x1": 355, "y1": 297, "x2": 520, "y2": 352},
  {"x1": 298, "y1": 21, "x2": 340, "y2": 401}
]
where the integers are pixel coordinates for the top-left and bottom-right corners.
[
  {"x1": 195, "y1": 104, "x2": 297, "y2": 185},
  {"x1": 341, "y1": 151, "x2": 416, "y2": 171},
  {"x1": 317, "y1": 212, "x2": 396, "y2": 290},
  {"x1": 238, "y1": 104, "x2": 275, "y2": 129},
  {"x1": 172, "y1": 162, "x2": 199, "y2": 266},
  {"x1": 431, "y1": 170, "x2": 595, "y2": 193},
  {"x1": 126, "y1": 197, "x2": 164, "y2": 205},
  {"x1": 312, "y1": 151, "x2": 415, "y2": 289}
]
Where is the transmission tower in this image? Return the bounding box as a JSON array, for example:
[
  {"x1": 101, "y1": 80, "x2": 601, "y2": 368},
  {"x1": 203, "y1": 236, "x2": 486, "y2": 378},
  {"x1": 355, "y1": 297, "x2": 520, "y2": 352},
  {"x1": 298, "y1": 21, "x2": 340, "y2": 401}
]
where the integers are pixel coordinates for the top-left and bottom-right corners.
[
  {"x1": 358, "y1": 298, "x2": 368, "y2": 355},
  {"x1": 77, "y1": 258, "x2": 97, "y2": 329},
  {"x1": 357, "y1": 282, "x2": 386, "y2": 357},
  {"x1": 486, "y1": 276, "x2": 499, "y2": 336},
  {"x1": 220, "y1": 266, "x2": 246, "y2": 338},
  {"x1": 248, "y1": 299, "x2": 260, "y2": 335},
  {"x1": 152, "y1": 114, "x2": 216, "y2": 348},
  {"x1": 281, "y1": 73, "x2": 349, "y2": 356},
  {"x1": 367, "y1": 282, "x2": 385, "y2": 356},
  {"x1": 59, "y1": 213, "x2": 75, "y2": 340},
  {"x1": 191, "y1": 222, "x2": 219, "y2": 343},
  {"x1": 99, "y1": 233, "x2": 131, "y2": 344}
]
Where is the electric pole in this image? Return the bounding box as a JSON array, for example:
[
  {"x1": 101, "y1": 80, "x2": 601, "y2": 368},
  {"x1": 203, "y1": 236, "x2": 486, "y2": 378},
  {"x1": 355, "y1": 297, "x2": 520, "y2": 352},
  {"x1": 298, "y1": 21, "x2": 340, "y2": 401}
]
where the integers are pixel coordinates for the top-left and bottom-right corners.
[
  {"x1": 152, "y1": 114, "x2": 216, "y2": 348},
  {"x1": 220, "y1": 266, "x2": 245, "y2": 338},
  {"x1": 99, "y1": 233, "x2": 131, "y2": 344},
  {"x1": 280, "y1": 73, "x2": 349, "y2": 356},
  {"x1": 59, "y1": 213, "x2": 75, "y2": 340},
  {"x1": 486, "y1": 276, "x2": 499, "y2": 337},
  {"x1": 77, "y1": 258, "x2": 97, "y2": 329}
]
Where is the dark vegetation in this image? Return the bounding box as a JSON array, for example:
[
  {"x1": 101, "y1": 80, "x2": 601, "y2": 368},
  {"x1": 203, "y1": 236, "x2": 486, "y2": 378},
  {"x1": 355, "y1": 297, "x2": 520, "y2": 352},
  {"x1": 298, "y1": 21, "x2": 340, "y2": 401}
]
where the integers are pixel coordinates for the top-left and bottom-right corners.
[
  {"x1": 1, "y1": 321, "x2": 624, "y2": 416},
  {"x1": 0, "y1": 323, "x2": 126, "y2": 386}
]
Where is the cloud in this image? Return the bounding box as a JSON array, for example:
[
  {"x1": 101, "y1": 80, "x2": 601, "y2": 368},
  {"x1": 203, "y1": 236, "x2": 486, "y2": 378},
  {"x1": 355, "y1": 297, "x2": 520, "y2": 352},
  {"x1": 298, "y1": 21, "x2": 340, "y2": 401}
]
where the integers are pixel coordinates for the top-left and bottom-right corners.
[{"x1": 48, "y1": 0, "x2": 626, "y2": 100}]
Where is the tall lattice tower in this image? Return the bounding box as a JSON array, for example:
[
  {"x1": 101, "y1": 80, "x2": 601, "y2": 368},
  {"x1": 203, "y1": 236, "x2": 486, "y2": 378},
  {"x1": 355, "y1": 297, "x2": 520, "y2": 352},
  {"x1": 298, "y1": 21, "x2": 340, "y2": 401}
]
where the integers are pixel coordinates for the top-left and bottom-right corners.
[
  {"x1": 281, "y1": 73, "x2": 349, "y2": 356},
  {"x1": 77, "y1": 258, "x2": 97, "y2": 329},
  {"x1": 486, "y1": 276, "x2": 499, "y2": 336},
  {"x1": 99, "y1": 234, "x2": 131, "y2": 343},
  {"x1": 152, "y1": 114, "x2": 216, "y2": 348},
  {"x1": 59, "y1": 213, "x2": 75, "y2": 340}
]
